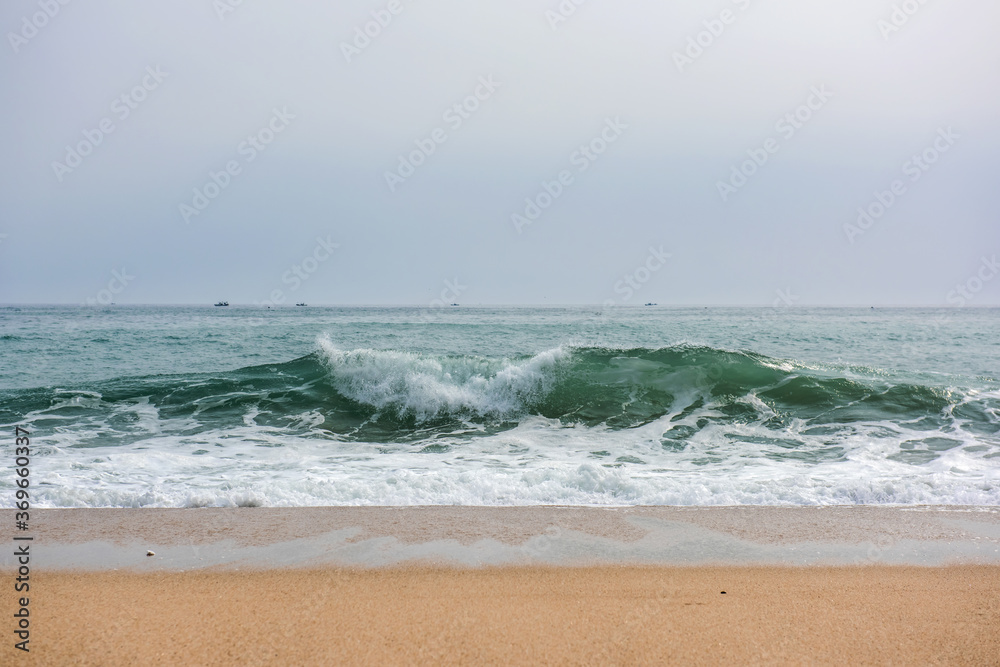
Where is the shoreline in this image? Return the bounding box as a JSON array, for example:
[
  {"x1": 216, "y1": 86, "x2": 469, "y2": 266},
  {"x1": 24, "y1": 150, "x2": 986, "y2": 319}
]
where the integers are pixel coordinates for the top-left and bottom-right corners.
[{"x1": 5, "y1": 505, "x2": 999, "y2": 570}]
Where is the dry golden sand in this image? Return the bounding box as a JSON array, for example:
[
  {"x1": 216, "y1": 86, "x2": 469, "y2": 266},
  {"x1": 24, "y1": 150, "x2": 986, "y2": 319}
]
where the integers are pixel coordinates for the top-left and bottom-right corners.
[{"x1": 10, "y1": 565, "x2": 1000, "y2": 666}]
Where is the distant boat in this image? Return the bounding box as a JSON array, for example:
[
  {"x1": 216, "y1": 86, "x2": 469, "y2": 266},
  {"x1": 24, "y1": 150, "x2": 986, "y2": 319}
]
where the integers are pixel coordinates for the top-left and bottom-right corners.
[
  {"x1": 450, "y1": 303, "x2": 459, "y2": 307},
  {"x1": 644, "y1": 302, "x2": 657, "y2": 306},
  {"x1": 295, "y1": 303, "x2": 307, "y2": 307},
  {"x1": 214, "y1": 301, "x2": 229, "y2": 307}
]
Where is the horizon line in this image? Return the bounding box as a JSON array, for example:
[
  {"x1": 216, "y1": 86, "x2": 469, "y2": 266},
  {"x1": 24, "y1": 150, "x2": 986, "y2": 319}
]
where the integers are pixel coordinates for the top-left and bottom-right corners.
[{"x1": 2, "y1": 303, "x2": 997, "y2": 309}]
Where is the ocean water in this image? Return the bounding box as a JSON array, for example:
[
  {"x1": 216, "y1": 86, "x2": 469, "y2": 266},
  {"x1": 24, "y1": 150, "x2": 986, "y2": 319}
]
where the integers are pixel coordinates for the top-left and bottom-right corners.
[{"x1": 1, "y1": 305, "x2": 998, "y2": 508}]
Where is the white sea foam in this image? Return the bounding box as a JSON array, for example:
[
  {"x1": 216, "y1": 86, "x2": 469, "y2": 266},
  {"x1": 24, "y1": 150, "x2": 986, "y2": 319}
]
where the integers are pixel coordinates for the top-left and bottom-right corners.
[
  {"x1": 317, "y1": 336, "x2": 569, "y2": 418},
  {"x1": 12, "y1": 406, "x2": 1000, "y2": 508}
]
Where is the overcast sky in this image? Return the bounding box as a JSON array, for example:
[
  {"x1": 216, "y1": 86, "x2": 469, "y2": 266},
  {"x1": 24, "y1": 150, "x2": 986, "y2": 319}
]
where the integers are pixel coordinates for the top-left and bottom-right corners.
[{"x1": 1, "y1": 0, "x2": 998, "y2": 306}]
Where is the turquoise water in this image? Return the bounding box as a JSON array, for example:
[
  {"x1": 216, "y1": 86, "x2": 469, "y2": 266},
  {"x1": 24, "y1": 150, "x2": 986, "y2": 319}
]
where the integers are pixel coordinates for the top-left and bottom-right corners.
[{"x1": 1, "y1": 305, "x2": 998, "y2": 507}]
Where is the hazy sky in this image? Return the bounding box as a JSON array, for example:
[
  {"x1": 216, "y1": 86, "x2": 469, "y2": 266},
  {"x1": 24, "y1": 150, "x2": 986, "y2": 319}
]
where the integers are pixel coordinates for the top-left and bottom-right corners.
[{"x1": 1, "y1": 0, "x2": 998, "y2": 306}]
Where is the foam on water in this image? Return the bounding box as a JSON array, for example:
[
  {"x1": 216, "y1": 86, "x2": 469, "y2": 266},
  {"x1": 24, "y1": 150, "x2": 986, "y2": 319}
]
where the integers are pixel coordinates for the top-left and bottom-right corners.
[{"x1": 12, "y1": 387, "x2": 1000, "y2": 508}]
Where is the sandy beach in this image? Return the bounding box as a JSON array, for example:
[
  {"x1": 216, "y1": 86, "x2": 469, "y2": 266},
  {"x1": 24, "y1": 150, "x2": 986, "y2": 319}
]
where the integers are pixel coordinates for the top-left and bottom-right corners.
[
  {"x1": 4, "y1": 506, "x2": 1000, "y2": 665},
  {"x1": 7, "y1": 565, "x2": 998, "y2": 666}
]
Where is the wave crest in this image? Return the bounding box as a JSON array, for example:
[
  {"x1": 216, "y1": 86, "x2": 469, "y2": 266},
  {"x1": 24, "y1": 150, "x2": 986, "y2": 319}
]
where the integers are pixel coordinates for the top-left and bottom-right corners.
[{"x1": 317, "y1": 336, "x2": 568, "y2": 420}]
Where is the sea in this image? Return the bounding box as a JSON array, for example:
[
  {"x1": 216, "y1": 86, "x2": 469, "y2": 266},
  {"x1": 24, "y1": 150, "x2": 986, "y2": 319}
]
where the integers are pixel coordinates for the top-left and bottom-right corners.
[{"x1": 1, "y1": 305, "x2": 998, "y2": 508}]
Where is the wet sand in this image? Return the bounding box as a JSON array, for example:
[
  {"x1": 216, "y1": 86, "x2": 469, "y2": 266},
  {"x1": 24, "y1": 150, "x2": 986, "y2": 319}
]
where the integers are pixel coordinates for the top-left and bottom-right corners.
[{"x1": 6, "y1": 505, "x2": 1000, "y2": 569}]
